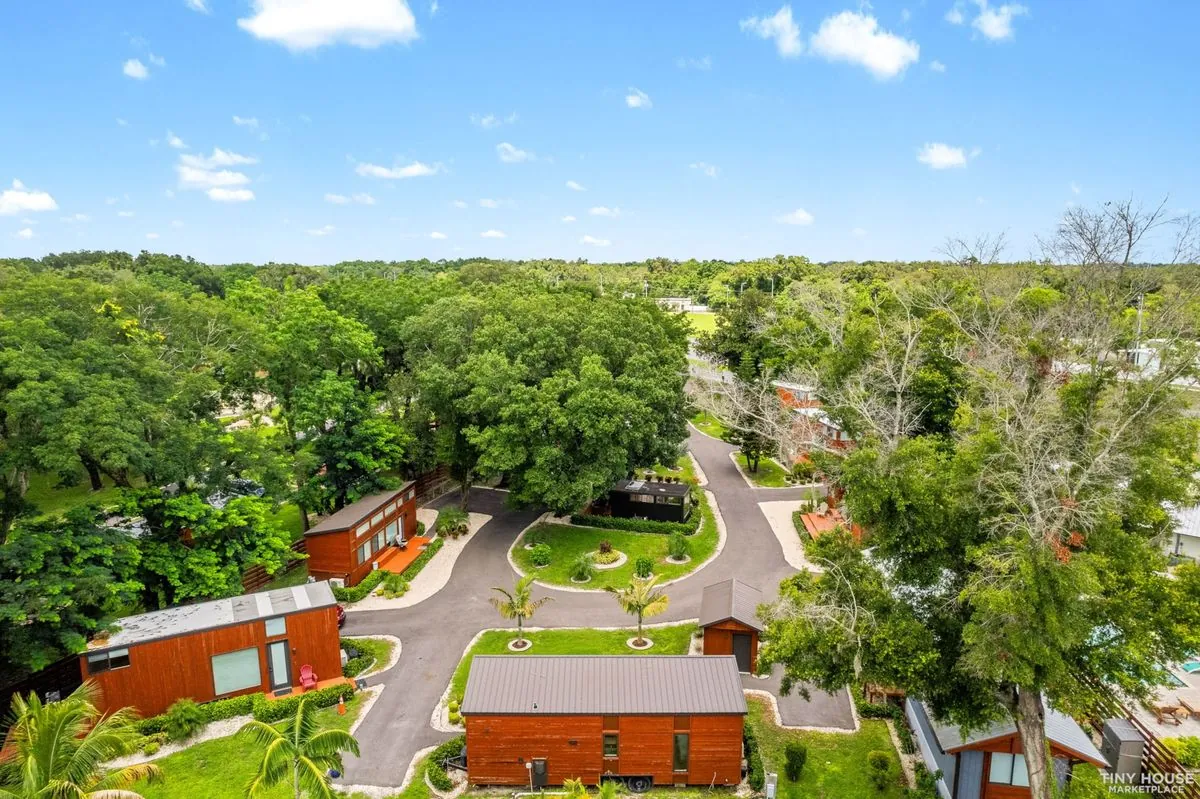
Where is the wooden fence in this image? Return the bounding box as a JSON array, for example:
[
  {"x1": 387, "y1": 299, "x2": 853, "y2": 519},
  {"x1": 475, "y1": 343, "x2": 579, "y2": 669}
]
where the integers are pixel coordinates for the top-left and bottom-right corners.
[
  {"x1": 413, "y1": 464, "x2": 454, "y2": 505},
  {"x1": 241, "y1": 538, "x2": 308, "y2": 593},
  {"x1": 0, "y1": 654, "x2": 83, "y2": 711}
]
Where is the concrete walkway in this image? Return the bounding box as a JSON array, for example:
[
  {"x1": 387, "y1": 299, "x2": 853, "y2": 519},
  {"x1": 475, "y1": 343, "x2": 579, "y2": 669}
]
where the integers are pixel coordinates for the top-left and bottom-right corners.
[{"x1": 339, "y1": 432, "x2": 855, "y2": 788}]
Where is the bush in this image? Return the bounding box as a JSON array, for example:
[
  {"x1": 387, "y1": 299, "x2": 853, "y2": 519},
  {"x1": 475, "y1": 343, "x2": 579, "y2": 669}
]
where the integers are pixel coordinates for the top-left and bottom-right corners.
[
  {"x1": 909, "y1": 765, "x2": 944, "y2": 798},
  {"x1": 855, "y1": 698, "x2": 916, "y2": 754},
  {"x1": 634, "y1": 556, "x2": 654, "y2": 578},
  {"x1": 667, "y1": 532, "x2": 689, "y2": 560},
  {"x1": 1165, "y1": 736, "x2": 1200, "y2": 768},
  {"x1": 163, "y1": 698, "x2": 207, "y2": 742},
  {"x1": 427, "y1": 760, "x2": 454, "y2": 792},
  {"x1": 594, "y1": 549, "x2": 621, "y2": 565},
  {"x1": 867, "y1": 750, "x2": 892, "y2": 791},
  {"x1": 784, "y1": 741, "x2": 808, "y2": 781},
  {"x1": 570, "y1": 553, "x2": 596, "y2": 582},
  {"x1": 529, "y1": 543, "x2": 552, "y2": 567},
  {"x1": 569, "y1": 513, "x2": 698, "y2": 536},
  {"x1": 791, "y1": 460, "x2": 817, "y2": 481},
  {"x1": 141, "y1": 741, "x2": 161, "y2": 756},
  {"x1": 447, "y1": 711, "x2": 462, "y2": 726},
  {"x1": 332, "y1": 568, "x2": 386, "y2": 602},
  {"x1": 381, "y1": 570, "x2": 410, "y2": 599},
  {"x1": 448, "y1": 699, "x2": 460, "y2": 713},
  {"x1": 137, "y1": 694, "x2": 255, "y2": 736},
  {"x1": 599, "y1": 539, "x2": 613, "y2": 554},
  {"x1": 525, "y1": 527, "x2": 550, "y2": 546},
  {"x1": 436, "y1": 507, "x2": 470, "y2": 538},
  {"x1": 251, "y1": 681, "x2": 355, "y2": 723},
  {"x1": 743, "y1": 721, "x2": 765, "y2": 791},
  {"x1": 431, "y1": 734, "x2": 466, "y2": 764}
]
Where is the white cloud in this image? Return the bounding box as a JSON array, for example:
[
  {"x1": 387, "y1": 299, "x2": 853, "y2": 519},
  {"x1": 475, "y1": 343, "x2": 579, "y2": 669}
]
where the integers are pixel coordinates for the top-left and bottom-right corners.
[
  {"x1": 470, "y1": 112, "x2": 517, "y2": 129},
  {"x1": 452, "y1": 200, "x2": 468, "y2": 209},
  {"x1": 480, "y1": 229, "x2": 506, "y2": 239},
  {"x1": 676, "y1": 55, "x2": 712, "y2": 70},
  {"x1": 430, "y1": 231, "x2": 447, "y2": 239},
  {"x1": 740, "y1": 5, "x2": 803, "y2": 58},
  {"x1": 971, "y1": 0, "x2": 1027, "y2": 41},
  {"x1": 1071, "y1": 181, "x2": 1081, "y2": 195},
  {"x1": 355, "y1": 161, "x2": 441, "y2": 179},
  {"x1": 118, "y1": 210, "x2": 136, "y2": 217},
  {"x1": 170, "y1": 219, "x2": 185, "y2": 228},
  {"x1": 105, "y1": 197, "x2": 119, "y2": 205},
  {"x1": 233, "y1": 115, "x2": 260, "y2": 129},
  {"x1": 969, "y1": 145, "x2": 982, "y2": 158},
  {"x1": 185, "y1": 0, "x2": 210, "y2": 12},
  {"x1": 62, "y1": 213, "x2": 90, "y2": 222},
  {"x1": 852, "y1": 227, "x2": 867, "y2": 237},
  {"x1": 809, "y1": 11, "x2": 920, "y2": 79},
  {"x1": 429, "y1": 0, "x2": 438, "y2": 14},
  {"x1": 325, "y1": 193, "x2": 350, "y2": 204},
  {"x1": 1, "y1": 179, "x2": 58, "y2": 215},
  {"x1": 352, "y1": 192, "x2": 375, "y2": 205},
  {"x1": 945, "y1": 3, "x2": 965, "y2": 24},
  {"x1": 589, "y1": 206, "x2": 621, "y2": 218},
  {"x1": 774, "y1": 208, "x2": 815, "y2": 225},
  {"x1": 148, "y1": 53, "x2": 166, "y2": 67},
  {"x1": 180, "y1": 148, "x2": 259, "y2": 169},
  {"x1": 123, "y1": 59, "x2": 149, "y2": 79},
  {"x1": 146, "y1": 232, "x2": 160, "y2": 240},
  {"x1": 496, "y1": 142, "x2": 535, "y2": 163},
  {"x1": 901, "y1": 8, "x2": 912, "y2": 22},
  {"x1": 580, "y1": 235, "x2": 610, "y2": 247},
  {"x1": 307, "y1": 224, "x2": 335, "y2": 236},
  {"x1": 177, "y1": 165, "x2": 251, "y2": 188},
  {"x1": 166, "y1": 131, "x2": 188, "y2": 149},
  {"x1": 690, "y1": 162, "x2": 719, "y2": 178},
  {"x1": 324, "y1": 191, "x2": 374, "y2": 205},
  {"x1": 625, "y1": 88, "x2": 652, "y2": 109},
  {"x1": 16, "y1": 228, "x2": 33, "y2": 240},
  {"x1": 164, "y1": 189, "x2": 175, "y2": 198},
  {"x1": 566, "y1": 180, "x2": 586, "y2": 192},
  {"x1": 238, "y1": 0, "x2": 419, "y2": 50},
  {"x1": 561, "y1": 215, "x2": 576, "y2": 223},
  {"x1": 930, "y1": 59, "x2": 946, "y2": 72},
  {"x1": 478, "y1": 198, "x2": 499, "y2": 209},
  {"x1": 207, "y1": 187, "x2": 255, "y2": 202},
  {"x1": 917, "y1": 142, "x2": 967, "y2": 169}
]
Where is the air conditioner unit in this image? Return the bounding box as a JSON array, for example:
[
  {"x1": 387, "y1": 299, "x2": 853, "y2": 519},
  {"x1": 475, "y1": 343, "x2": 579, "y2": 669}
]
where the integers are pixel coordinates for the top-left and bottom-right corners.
[
  {"x1": 329, "y1": 578, "x2": 345, "y2": 589},
  {"x1": 372, "y1": 561, "x2": 380, "y2": 571}
]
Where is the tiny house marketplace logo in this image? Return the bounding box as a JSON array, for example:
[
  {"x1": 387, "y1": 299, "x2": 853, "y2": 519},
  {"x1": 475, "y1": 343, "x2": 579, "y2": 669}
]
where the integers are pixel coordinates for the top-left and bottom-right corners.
[{"x1": 1102, "y1": 772, "x2": 1198, "y2": 794}]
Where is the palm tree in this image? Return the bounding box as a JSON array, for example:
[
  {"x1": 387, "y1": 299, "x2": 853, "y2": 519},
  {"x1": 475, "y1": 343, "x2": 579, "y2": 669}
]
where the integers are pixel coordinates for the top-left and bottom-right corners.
[
  {"x1": 490, "y1": 574, "x2": 553, "y2": 649},
  {"x1": 239, "y1": 696, "x2": 360, "y2": 799},
  {"x1": 606, "y1": 576, "x2": 670, "y2": 646},
  {"x1": 0, "y1": 681, "x2": 161, "y2": 799}
]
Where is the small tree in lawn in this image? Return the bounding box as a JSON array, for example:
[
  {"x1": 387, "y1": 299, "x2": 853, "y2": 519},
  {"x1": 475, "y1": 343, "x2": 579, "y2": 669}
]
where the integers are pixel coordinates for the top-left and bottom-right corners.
[
  {"x1": 607, "y1": 576, "x2": 669, "y2": 647},
  {"x1": 490, "y1": 574, "x2": 553, "y2": 649},
  {"x1": 240, "y1": 696, "x2": 360, "y2": 799}
]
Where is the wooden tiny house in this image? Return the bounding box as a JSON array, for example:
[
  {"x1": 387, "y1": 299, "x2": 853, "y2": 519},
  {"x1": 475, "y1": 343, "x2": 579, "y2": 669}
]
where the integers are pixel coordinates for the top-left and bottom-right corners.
[
  {"x1": 700, "y1": 579, "x2": 763, "y2": 673},
  {"x1": 461, "y1": 656, "x2": 746, "y2": 790},
  {"x1": 304, "y1": 483, "x2": 418, "y2": 587},
  {"x1": 608, "y1": 477, "x2": 692, "y2": 524},
  {"x1": 80, "y1": 582, "x2": 342, "y2": 718}
]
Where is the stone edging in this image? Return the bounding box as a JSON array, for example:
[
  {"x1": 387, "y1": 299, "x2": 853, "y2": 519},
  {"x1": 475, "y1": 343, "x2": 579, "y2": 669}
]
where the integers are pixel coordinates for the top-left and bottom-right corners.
[
  {"x1": 886, "y1": 718, "x2": 917, "y2": 788},
  {"x1": 591, "y1": 550, "x2": 628, "y2": 570},
  {"x1": 687, "y1": 420, "x2": 726, "y2": 442},
  {"x1": 743, "y1": 687, "x2": 861, "y2": 734},
  {"x1": 687, "y1": 451, "x2": 709, "y2": 487}
]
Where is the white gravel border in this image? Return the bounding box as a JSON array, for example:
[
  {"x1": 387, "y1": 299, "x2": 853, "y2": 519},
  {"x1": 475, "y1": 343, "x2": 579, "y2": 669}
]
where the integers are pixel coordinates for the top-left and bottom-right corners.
[
  {"x1": 345, "y1": 634, "x2": 402, "y2": 678},
  {"x1": 757, "y1": 499, "x2": 825, "y2": 573},
  {"x1": 744, "y1": 687, "x2": 861, "y2": 733}
]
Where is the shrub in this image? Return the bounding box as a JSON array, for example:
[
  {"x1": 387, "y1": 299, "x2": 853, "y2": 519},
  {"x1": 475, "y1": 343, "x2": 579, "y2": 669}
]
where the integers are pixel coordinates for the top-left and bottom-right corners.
[
  {"x1": 136, "y1": 694, "x2": 255, "y2": 736},
  {"x1": 431, "y1": 734, "x2": 466, "y2": 764},
  {"x1": 743, "y1": 721, "x2": 764, "y2": 791},
  {"x1": 634, "y1": 556, "x2": 654, "y2": 578},
  {"x1": 599, "y1": 539, "x2": 613, "y2": 554},
  {"x1": 163, "y1": 698, "x2": 207, "y2": 742},
  {"x1": 784, "y1": 741, "x2": 808, "y2": 781},
  {"x1": 447, "y1": 711, "x2": 462, "y2": 726},
  {"x1": 595, "y1": 549, "x2": 621, "y2": 565},
  {"x1": 448, "y1": 700, "x2": 460, "y2": 713},
  {"x1": 436, "y1": 507, "x2": 470, "y2": 538},
  {"x1": 332, "y1": 568, "x2": 386, "y2": 602},
  {"x1": 569, "y1": 513, "x2": 698, "y2": 536},
  {"x1": 910, "y1": 765, "x2": 944, "y2": 798},
  {"x1": 1165, "y1": 736, "x2": 1200, "y2": 768},
  {"x1": 867, "y1": 750, "x2": 892, "y2": 791},
  {"x1": 791, "y1": 460, "x2": 817, "y2": 481},
  {"x1": 427, "y1": 760, "x2": 454, "y2": 792},
  {"x1": 251, "y1": 681, "x2": 355, "y2": 723},
  {"x1": 570, "y1": 553, "x2": 596, "y2": 582},
  {"x1": 141, "y1": 741, "x2": 161, "y2": 756},
  {"x1": 416, "y1": 520, "x2": 426, "y2": 537},
  {"x1": 381, "y1": 570, "x2": 410, "y2": 599},
  {"x1": 525, "y1": 527, "x2": 550, "y2": 546},
  {"x1": 667, "y1": 532, "x2": 689, "y2": 560},
  {"x1": 529, "y1": 543, "x2": 552, "y2": 567}
]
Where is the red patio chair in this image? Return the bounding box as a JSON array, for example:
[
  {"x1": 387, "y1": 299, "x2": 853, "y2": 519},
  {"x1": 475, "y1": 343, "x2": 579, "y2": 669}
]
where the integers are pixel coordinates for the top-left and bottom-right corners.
[{"x1": 299, "y1": 664, "x2": 318, "y2": 691}]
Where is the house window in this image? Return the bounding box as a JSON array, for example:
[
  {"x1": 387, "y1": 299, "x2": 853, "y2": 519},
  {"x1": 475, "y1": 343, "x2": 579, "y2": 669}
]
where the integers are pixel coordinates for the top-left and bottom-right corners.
[
  {"x1": 988, "y1": 753, "x2": 1030, "y2": 787},
  {"x1": 371, "y1": 511, "x2": 385, "y2": 526},
  {"x1": 630, "y1": 493, "x2": 655, "y2": 504},
  {"x1": 660, "y1": 496, "x2": 684, "y2": 506},
  {"x1": 212, "y1": 647, "x2": 262, "y2": 696},
  {"x1": 385, "y1": 501, "x2": 397, "y2": 514},
  {"x1": 673, "y1": 733, "x2": 689, "y2": 772},
  {"x1": 356, "y1": 521, "x2": 371, "y2": 536},
  {"x1": 603, "y1": 734, "x2": 619, "y2": 758},
  {"x1": 374, "y1": 531, "x2": 386, "y2": 552},
  {"x1": 265, "y1": 617, "x2": 286, "y2": 637},
  {"x1": 385, "y1": 521, "x2": 399, "y2": 545},
  {"x1": 86, "y1": 648, "x2": 131, "y2": 674},
  {"x1": 602, "y1": 715, "x2": 619, "y2": 730},
  {"x1": 405, "y1": 489, "x2": 414, "y2": 501},
  {"x1": 358, "y1": 541, "x2": 371, "y2": 565}
]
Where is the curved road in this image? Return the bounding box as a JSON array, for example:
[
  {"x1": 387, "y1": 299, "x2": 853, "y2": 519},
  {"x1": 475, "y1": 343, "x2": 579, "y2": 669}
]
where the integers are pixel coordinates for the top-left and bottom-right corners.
[{"x1": 341, "y1": 429, "x2": 815, "y2": 787}]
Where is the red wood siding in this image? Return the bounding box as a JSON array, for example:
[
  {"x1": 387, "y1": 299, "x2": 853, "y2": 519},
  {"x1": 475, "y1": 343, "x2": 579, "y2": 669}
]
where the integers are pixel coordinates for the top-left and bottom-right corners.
[
  {"x1": 702, "y1": 620, "x2": 759, "y2": 672},
  {"x1": 305, "y1": 491, "x2": 418, "y2": 586},
  {"x1": 80, "y1": 605, "x2": 340, "y2": 718},
  {"x1": 465, "y1": 713, "x2": 743, "y2": 787}
]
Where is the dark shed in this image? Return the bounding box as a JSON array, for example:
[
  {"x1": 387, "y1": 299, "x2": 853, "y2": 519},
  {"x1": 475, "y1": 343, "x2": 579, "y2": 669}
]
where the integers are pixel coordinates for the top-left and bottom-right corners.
[{"x1": 608, "y1": 477, "x2": 692, "y2": 523}]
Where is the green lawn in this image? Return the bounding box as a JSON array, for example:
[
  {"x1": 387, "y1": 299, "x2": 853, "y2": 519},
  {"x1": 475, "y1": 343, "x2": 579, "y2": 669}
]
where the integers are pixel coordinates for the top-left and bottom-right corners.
[
  {"x1": 132, "y1": 694, "x2": 365, "y2": 799},
  {"x1": 267, "y1": 502, "x2": 306, "y2": 541},
  {"x1": 342, "y1": 636, "x2": 395, "y2": 677},
  {"x1": 647, "y1": 454, "x2": 696, "y2": 483},
  {"x1": 747, "y1": 696, "x2": 906, "y2": 799},
  {"x1": 25, "y1": 470, "x2": 126, "y2": 518},
  {"x1": 690, "y1": 411, "x2": 733, "y2": 441},
  {"x1": 734, "y1": 453, "x2": 791, "y2": 488},
  {"x1": 261, "y1": 561, "x2": 310, "y2": 591},
  {"x1": 511, "y1": 492, "x2": 719, "y2": 590},
  {"x1": 449, "y1": 625, "x2": 697, "y2": 705},
  {"x1": 686, "y1": 312, "x2": 718, "y2": 335}
]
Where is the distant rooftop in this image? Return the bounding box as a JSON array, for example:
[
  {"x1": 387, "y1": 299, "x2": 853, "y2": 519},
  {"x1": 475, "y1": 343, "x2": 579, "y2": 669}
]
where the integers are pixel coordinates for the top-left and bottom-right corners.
[
  {"x1": 699, "y1": 578, "x2": 763, "y2": 631},
  {"x1": 92, "y1": 581, "x2": 337, "y2": 651},
  {"x1": 1172, "y1": 503, "x2": 1200, "y2": 540},
  {"x1": 305, "y1": 483, "x2": 413, "y2": 536},
  {"x1": 613, "y1": 477, "x2": 690, "y2": 497},
  {"x1": 915, "y1": 698, "x2": 1106, "y2": 766}
]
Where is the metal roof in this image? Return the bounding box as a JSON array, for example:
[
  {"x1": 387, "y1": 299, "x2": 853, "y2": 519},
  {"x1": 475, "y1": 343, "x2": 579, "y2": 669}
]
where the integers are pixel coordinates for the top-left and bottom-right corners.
[
  {"x1": 612, "y1": 478, "x2": 691, "y2": 498},
  {"x1": 461, "y1": 655, "x2": 748, "y2": 716},
  {"x1": 699, "y1": 578, "x2": 763, "y2": 631},
  {"x1": 305, "y1": 483, "x2": 413, "y2": 536},
  {"x1": 920, "y1": 699, "x2": 1107, "y2": 766},
  {"x1": 1172, "y1": 504, "x2": 1200, "y2": 540},
  {"x1": 92, "y1": 581, "x2": 337, "y2": 651}
]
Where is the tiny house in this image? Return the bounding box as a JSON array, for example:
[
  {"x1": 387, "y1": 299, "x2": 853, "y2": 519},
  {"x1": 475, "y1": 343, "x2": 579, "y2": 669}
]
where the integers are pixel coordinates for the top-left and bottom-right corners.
[
  {"x1": 81, "y1": 582, "x2": 342, "y2": 718},
  {"x1": 699, "y1": 578, "x2": 763, "y2": 673},
  {"x1": 462, "y1": 655, "x2": 746, "y2": 790},
  {"x1": 608, "y1": 477, "x2": 692, "y2": 524},
  {"x1": 304, "y1": 483, "x2": 418, "y2": 587}
]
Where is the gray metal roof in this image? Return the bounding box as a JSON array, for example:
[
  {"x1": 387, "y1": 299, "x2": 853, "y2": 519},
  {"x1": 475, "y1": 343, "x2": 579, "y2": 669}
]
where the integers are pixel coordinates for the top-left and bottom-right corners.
[
  {"x1": 920, "y1": 699, "x2": 1107, "y2": 766},
  {"x1": 1172, "y1": 504, "x2": 1200, "y2": 539},
  {"x1": 613, "y1": 478, "x2": 691, "y2": 498},
  {"x1": 461, "y1": 655, "x2": 748, "y2": 716},
  {"x1": 305, "y1": 483, "x2": 413, "y2": 536},
  {"x1": 93, "y1": 581, "x2": 337, "y2": 651},
  {"x1": 699, "y1": 578, "x2": 763, "y2": 631}
]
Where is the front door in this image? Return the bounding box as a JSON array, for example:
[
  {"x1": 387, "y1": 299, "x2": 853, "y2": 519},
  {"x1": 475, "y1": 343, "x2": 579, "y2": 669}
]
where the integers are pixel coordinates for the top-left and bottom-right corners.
[
  {"x1": 531, "y1": 759, "x2": 548, "y2": 789},
  {"x1": 267, "y1": 640, "x2": 292, "y2": 691},
  {"x1": 732, "y1": 633, "x2": 753, "y2": 672}
]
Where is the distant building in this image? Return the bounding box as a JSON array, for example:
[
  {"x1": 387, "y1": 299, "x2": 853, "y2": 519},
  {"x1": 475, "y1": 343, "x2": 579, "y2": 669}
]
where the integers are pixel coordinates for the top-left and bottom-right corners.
[
  {"x1": 771, "y1": 380, "x2": 854, "y2": 461},
  {"x1": 1168, "y1": 503, "x2": 1200, "y2": 560},
  {"x1": 304, "y1": 484, "x2": 418, "y2": 587},
  {"x1": 608, "y1": 477, "x2": 692, "y2": 523},
  {"x1": 699, "y1": 579, "x2": 763, "y2": 673},
  {"x1": 656, "y1": 297, "x2": 710, "y2": 313}
]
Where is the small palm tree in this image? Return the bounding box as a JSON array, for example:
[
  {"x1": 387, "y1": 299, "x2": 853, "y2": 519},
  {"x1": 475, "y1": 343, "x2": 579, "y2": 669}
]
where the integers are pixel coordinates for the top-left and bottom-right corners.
[
  {"x1": 606, "y1": 576, "x2": 670, "y2": 646},
  {"x1": 0, "y1": 681, "x2": 161, "y2": 799},
  {"x1": 490, "y1": 574, "x2": 553, "y2": 649},
  {"x1": 239, "y1": 696, "x2": 360, "y2": 799}
]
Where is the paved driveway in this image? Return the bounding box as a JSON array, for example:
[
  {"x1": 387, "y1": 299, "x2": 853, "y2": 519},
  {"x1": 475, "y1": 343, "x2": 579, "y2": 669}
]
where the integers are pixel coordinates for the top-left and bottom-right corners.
[{"x1": 340, "y1": 428, "x2": 850, "y2": 787}]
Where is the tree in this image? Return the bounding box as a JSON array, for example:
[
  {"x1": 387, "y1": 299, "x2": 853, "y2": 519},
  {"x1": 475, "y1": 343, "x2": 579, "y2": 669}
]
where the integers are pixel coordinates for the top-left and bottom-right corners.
[
  {"x1": 606, "y1": 576, "x2": 670, "y2": 646},
  {"x1": 239, "y1": 696, "x2": 360, "y2": 799},
  {"x1": 489, "y1": 575, "x2": 552, "y2": 649},
  {"x1": 0, "y1": 682, "x2": 161, "y2": 798}
]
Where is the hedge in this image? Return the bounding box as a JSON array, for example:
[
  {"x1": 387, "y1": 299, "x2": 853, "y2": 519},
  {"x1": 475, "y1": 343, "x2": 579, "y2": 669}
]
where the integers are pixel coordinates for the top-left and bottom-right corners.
[
  {"x1": 331, "y1": 536, "x2": 444, "y2": 603},
  {"x1": 426, "y1": 734, "x2": 465, "y2": 792},
  {"x1": 743, "y1": 720, "x2": 765, "y2": 791},
  {"x1": 135, "y1": 682, "x2": 356, "y2": 734},
  {"x1": 855, "y1": 697, "x2": 916, "y2": 754},
  {"x1": 569, "y1": 513, "x2": 698, "y2": 536}
]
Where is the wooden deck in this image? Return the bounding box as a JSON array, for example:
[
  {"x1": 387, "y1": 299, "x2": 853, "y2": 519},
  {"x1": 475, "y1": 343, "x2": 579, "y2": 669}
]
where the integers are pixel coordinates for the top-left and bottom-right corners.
[
  {"x1": 265, "y1": 676, "x2": 355, "y2": 701},
  {"x1": 374, "y1": 536, "x2": 434, "y2": 575}
]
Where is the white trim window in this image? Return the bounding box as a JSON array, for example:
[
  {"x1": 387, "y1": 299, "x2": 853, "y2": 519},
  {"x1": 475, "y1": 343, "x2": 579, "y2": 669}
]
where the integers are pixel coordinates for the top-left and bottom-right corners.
[
  {"x1": 988, "y1": 753, "x2": 1030, "y2": 787},
  {"x1": 212, "y1": 647, "x2": 262, "y2": 696}
]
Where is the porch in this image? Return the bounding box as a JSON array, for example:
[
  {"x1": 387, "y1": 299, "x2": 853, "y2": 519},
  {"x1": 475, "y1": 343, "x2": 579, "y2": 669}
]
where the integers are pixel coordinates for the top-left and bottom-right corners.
[
  {"x1": 374, "y1": 535, "x2": 434, "y2": 575},
  {"x1": 264, "y1": 676, "x2": 356, "y2": 701}
]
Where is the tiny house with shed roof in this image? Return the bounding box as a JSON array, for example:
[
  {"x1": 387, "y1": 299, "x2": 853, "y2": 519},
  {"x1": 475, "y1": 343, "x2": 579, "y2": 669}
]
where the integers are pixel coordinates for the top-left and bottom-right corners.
[
  {"x1": 303, "y1": 482, "x2": 419, "y2": 587},
  {"x1": 607, "y1": 476, "x2": 693, "y2": 524},
  {"x1": 461, "y1": 655, "x2": 747, "y2": 791},
  {"x1": 699, "y1": 578, "x2": 763, "y2": 674}
]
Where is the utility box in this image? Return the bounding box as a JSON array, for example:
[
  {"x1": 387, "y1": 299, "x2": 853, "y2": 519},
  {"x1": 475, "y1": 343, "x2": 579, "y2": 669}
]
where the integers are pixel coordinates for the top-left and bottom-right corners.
[
  {"x1": 1100, "y1": 718, "x2": 1144, "y2": 780},
  {"x1": 765, "y1": 772, "x2": 778, "y2": 799}
]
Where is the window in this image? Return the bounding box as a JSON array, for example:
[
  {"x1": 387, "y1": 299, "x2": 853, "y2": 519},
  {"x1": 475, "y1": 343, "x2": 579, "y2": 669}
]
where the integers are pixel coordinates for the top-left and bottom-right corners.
[
  {"x1": 603, "y1": 734, "x2": 619, "y2": 758},
  {"x1": 630, "y1": 493, "x2": 655, "y2": 504},
  {"x1": 673, "y1": 733, "x2": 689, "y2": 772},
  {"x1": 358, "y1": 541, "x2": 371, "y2": 565},
  {"x1": 385, "y1": 501, "x2": 397, "y2": 514},
  {"x1": 988, "y1": 753, "x2": 1030, "y2": 787},
  {"x1": 660, "y1": 496, "x2": 684, "y2": 505},
  {"x1": 374, "y1": 531, "x2": 385, "y2": 552},
  {"x1": 405, "y1": 489, "x2": 414, "y2": 501},
  {"x1": 265, "y1": 617, "x2": 286, "y2": 637},
  {"x1": 212, "y1": 647, "x2": 262, "y2": 695},
  {"x1": 356, "y1": 521, "x2": 371, "y2": 536},
  {"x1": 371, "y1": 511, "x2": 385, "y2": 526},
  {"x1": 86, "y1": 648, "x2": 130, "y2": 674},
  {"x1": 602, "y1": 715, "x2": 619, "y2": 730},
  {"x1": 385, "y1": 521, "x2": 399, "y2": 544}
]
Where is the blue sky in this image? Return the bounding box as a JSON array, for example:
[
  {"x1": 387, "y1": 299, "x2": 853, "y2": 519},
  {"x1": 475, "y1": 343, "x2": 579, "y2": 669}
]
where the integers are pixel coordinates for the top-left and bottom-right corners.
[{"x1": 2, "y1": 0, "x2": 1197, "y2": 264}]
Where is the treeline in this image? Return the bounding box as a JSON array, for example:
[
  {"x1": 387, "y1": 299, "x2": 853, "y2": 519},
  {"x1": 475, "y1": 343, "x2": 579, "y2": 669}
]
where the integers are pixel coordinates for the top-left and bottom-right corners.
[{"x1": 0, "y1": 252, "x2": 690, "y2": 678}]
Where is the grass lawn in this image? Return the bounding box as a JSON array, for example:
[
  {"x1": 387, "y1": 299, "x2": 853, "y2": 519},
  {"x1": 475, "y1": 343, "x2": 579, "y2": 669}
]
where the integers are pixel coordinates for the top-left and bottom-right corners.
[
  {"x1": 267, "y1": 502, "x2": 306, "y2": 541},
  {"x1": 25, "y1": 470, "x2": 126, "y2": 518},
  {"x1": 686, "y1": 312, "x2": 718, "y2": 335},
  {"x1": 747, "y1": 696, "x2": 906, "y2": 799},
  {"x1": 647, "y1": 454, "x2": 696, "y2": 483},
  {"x1": 733, "y1": 453, "x2": 791, "y2": 488},
  {"x1": 342, "y1": 636, "x2": 395, "y2": 677},
  {"x1": 690, "y1": 411, "x2": 733, "y2": 441},
  {"x1": 511, "y1": 492, "x2": 719, "y2": 590},
  {"x1": 448, "y1": 624, "x2": 697, "y2": 705},
  {"x1": 261, "y1": 561, "x2": 310, "y2": 591},
  {"x1": 132, "y1": 694, "x2": 365, "y2": 799}
]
